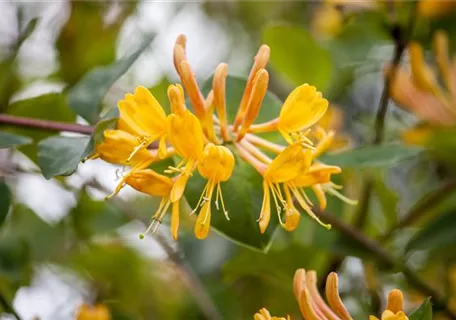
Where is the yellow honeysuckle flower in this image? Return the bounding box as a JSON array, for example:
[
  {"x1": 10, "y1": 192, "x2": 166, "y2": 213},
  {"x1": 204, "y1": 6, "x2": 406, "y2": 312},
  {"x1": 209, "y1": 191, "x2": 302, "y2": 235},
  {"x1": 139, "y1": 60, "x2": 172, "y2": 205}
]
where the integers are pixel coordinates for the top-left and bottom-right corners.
[
  {"x1": 253, "y1": 308, "x2": 289, "y2": 320},
  {"x1": 166, "y1": 108, "x2": 205, "y2": 203},
  {"x1": 91, "y1": 129, "x2": 158, "y2": 166},
  {"x1": 389, "y1": 30, "x2": 456, "y2": 128},
  {"x1": 256, "y1": 268, "x2": 411, "y2": 320},
  {"x1": 248, "y1": 84, "x2": 329, "y2": 144},
  {"x1": 193, "y1": 143, "x2": 235, "y2": 239},
  {"x1": 125, "y1": 169, "x2": 181, "y2": 240},
  {"x1": 117, "y1": 85, "x2": 168, "y2": 159},
  {"x1": 418, "y1": 0, "x2": 456, "y2": 18},
  {"x1": 89, "y1": 33, "x2": 354, "y2": 240},
  {"x1": 259, "y1": 142, "x2": 331, "y2": 233},
  {"x1": 76, "y1": 303, "x2": 111, "y2": 320}
]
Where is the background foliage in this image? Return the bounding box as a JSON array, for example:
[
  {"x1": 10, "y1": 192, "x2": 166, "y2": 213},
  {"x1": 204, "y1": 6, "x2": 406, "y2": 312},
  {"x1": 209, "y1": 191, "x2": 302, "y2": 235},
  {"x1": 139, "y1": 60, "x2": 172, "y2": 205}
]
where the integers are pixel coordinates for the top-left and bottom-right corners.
[{"x1": 1, "y1": 1, "x2": 456, "y2": 319}]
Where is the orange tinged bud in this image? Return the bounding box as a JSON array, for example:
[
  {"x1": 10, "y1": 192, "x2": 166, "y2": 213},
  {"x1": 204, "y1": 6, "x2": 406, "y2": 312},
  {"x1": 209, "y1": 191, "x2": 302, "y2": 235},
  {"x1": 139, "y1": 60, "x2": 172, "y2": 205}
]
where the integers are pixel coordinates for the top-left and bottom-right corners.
[
  {"x1": 237, "y1": 69, "x2": 269, "y2": 141},
  {"x1": 213, "y1": 63, "x2": 230, "y2": 141},
  {"x1": 386, "y1": 289, "x2": 404, "y2": 314},
  {"x1": 325, "y1": 272, "x2": 354, "y2": 320},
  {"x1": 173, "y1": 34, "x2": 187, "y2": 74},
  {"x1": 179, "y1": 60, "x2": 206, "y2": 121},
  {"x1": 233, "y1": 44, "x2": 270, "y2": 131}
]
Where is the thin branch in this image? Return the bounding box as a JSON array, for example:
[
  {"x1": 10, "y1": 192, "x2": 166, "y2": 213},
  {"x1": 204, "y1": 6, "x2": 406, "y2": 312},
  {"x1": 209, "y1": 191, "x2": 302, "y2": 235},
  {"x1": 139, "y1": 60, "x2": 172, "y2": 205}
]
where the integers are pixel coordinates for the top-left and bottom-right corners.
[
  {"x1": 379, "y1": 178, "x2": 456, "y2": 242},
  {"x1": 0, "y1": 291, "x2": 22, "y2": 320},
  {"x1": 0, "y1": 114, "x2": 93, "y2": 135}
]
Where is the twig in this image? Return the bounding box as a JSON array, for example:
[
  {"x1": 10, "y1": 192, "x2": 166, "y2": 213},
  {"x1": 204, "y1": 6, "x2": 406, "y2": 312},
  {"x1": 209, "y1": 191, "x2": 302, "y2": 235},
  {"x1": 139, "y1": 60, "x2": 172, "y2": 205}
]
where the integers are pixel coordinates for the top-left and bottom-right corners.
[
  {"x1": 380, "y1": 178, "x2": 456, "y2": 241},
  {"x1": 153, "y1": 234, "x2": 222, "y2": 320},
  {"x1": 0, "y1": 291, "x2": 22, "y2": 320},
  {"x1": 0, "y1": 114, "x2": 93, "y2": 135},
  {"x1": 317, "y1": 210, "x2": 456, "y2": 319}
]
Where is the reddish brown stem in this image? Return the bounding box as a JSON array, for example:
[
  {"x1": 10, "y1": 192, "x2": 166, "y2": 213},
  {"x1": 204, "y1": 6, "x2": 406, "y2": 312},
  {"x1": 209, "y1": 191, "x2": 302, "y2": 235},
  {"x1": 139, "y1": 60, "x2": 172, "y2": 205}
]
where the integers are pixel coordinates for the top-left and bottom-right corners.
[{"x1": 0, "y1": 114, "x2": 93, "y2": 135}]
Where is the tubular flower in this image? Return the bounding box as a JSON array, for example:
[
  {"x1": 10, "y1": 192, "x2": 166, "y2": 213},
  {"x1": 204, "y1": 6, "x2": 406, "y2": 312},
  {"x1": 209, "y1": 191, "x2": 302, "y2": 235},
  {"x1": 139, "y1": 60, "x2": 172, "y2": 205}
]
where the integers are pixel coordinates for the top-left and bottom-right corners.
[
  {"x1": 257, "y1": 269, "x2": 411, "y2": 320},
  {"x1": 248, "y1": 84, "x2": 329, "y2": 144},
  {"x1": 125, "y1": 169, "x2": 180, "y2": 240},
  {"x1": 166, "y1": 108, "x2": 205, "y2": 203},
  {"x1": 193, "y1": 143, "x2": 235, "y2": 239},
  {"x1": 117, "y1": 86, "x2": 168, "y2": 159},
  {"x1": 257, "y1": 142, "x2": 331, "y2": 233},
  {"x1": 253, "y1": 308, "x2": 289, "y2": 320},
  {"x1": 389, "y1": 30, "x2": 456, "y2": 128},
  {"x1": 88, "y1": 33, "x2": 353, "y2": 240},
  {"x1": 76, "y1": 303, "x2": 111, "y2": 320}
]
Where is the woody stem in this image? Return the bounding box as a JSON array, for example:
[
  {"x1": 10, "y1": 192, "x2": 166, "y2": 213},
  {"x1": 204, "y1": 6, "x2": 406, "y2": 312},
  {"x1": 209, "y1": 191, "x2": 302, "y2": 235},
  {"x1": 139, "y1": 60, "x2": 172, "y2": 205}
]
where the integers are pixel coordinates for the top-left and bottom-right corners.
[{"x1": 0, "y1": 114, "x2": 93, "y2": 135}]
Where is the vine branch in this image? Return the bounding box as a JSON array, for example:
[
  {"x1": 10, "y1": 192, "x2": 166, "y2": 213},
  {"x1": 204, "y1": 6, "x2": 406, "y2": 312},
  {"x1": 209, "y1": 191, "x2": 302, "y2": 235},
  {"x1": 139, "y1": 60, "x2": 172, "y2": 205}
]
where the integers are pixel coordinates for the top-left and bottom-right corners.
[{"x1": 0, "y1": 114, "x2": 93, "y2": 135}]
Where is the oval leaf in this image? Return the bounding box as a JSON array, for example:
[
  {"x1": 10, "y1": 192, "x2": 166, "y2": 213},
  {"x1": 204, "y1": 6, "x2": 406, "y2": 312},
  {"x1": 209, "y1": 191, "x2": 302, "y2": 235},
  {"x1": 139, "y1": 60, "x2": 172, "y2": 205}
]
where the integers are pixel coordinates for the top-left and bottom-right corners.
[
  {"x1": 38, "y1": 136, "x2": 91, "y2": 179},
  {"x1": 409, "y1": 298, "x2": 432, "y2": 320},
  {"x1": 68, "y1": 34, "x2": 155, "y2": 124},
  {"x1": 321, "y1": 144, "x2": 423, "y2": 168},
  {"x1": 262, "y1": 24, "x2": 333, "y2": 91},
  {"x1": 0, "y1": 132, "x2": 32, "y2": 149},
  {"x1": 406, "y1": 210, "x2": 456, "y2": 252}
]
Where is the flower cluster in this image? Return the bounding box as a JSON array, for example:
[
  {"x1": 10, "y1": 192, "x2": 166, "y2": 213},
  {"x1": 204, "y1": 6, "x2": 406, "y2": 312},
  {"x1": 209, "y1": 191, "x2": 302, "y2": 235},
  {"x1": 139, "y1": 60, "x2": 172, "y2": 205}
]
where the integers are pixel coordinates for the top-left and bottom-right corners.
[
  {"x1": 87, "y1": 34, "x2": 355, "y2": 240},
  {"x1": 255, "y1": 269, "x2": 409, "y2": 320}
]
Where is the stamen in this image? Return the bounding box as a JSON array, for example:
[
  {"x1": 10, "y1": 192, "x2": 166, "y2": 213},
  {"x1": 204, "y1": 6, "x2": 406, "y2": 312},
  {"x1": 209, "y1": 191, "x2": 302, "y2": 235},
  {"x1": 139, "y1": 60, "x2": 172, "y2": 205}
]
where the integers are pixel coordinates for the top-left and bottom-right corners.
[
  {"x1": 290, "y1": 183, "x2": 331, "y2": 230},
  {"x1": 139, "y1": 198, "x2": 171, "y2": 239},
  {"x1": 191, "y1": 182, "x2": 210, "y2": 215},
  {"x1": 217, "y1": 183, "x2": 230, "y2": 221},
  {"x1": 326, "y1": 187, "x2": 358, "y2": 205},
  {"x1": 126, "y1": 140, "x2": 148, "y2": 163}
]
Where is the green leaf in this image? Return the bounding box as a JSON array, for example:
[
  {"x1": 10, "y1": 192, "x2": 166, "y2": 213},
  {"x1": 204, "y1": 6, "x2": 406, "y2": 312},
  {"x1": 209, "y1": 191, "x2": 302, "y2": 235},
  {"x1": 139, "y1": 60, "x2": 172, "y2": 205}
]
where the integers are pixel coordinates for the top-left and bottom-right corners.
[
  {"x1": 262, "y1": 24, "x2": 333, "y2": 91},
  {"x1": 5, "y1": 93, "x2": 76, "y2": 162},
  {"x1": 0, "y1": 182, "x2": 11, "y2": 227},
  {"x1": 321, "y1": 144, "x2": 423, "y2": 169},
  {"x1": 406, "y1": 209, "x2": 456, "y2": 252},
  {"x1": 57, "y1": 2, "x2": 135, "y2": 85},
  {"x1": 68, "y1": 34, "x2": 155, "y2": 124},
  {"x1": 37, "y1": 136, "x2": 90, "y2": 179},
  {"x1": 182, "y1": 76, "x2": 283, "y2": 252},
  {"x1": 409, "y1": 298, "x2": 432, "y2": 320},
  {"x1": 0, "y1": 132, "x2": 32, "y2": 149}
]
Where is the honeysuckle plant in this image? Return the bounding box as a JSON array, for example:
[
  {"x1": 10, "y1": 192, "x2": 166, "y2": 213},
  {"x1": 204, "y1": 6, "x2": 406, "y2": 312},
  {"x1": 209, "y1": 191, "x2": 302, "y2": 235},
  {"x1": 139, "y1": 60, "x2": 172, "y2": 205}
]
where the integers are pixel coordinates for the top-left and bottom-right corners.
[
  {"x1": 86, "y1": 34, "x2": 356, "y2": 244},
  {"x1": 255, "y1": 268, "x2": 423, "y2": 320}
]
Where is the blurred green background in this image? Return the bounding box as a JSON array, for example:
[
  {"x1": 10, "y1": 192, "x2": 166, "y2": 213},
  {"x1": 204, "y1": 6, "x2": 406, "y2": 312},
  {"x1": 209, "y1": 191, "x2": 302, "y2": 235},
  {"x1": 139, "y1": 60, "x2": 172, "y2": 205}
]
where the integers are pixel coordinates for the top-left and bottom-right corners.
[{"x1": 2, "y1": 1, "x2": 456, "y2": 319}]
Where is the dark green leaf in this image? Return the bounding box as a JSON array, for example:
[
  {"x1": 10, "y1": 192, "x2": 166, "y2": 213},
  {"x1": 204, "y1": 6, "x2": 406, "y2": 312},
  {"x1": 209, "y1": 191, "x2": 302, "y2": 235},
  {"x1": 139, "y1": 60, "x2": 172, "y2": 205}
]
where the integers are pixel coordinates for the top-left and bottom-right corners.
[
  {"x1": 68, "y1": 34, "x2": 155, "y2": 124},
  {"x1": 406, "y1": 210, "x2": 456, "y2": 252},
  {"x1": 37, "y1": 136, "x2": 90, "y2": 179},
  {"x1": 409, "y1": 298, "x2": 432, "y2": 320},
  {"x1": 321, "y1": 144, "x2": 423, "y2": 168},
  {"x1": 0, "y1": 182, "x2": 11, "y2": 227},
  {"x1": 183, "y1": 76, "x2": 283, "y2": 251},
  {"x1": 262, "y1": 24, "x2": 333, "y2": 91},
  {"x1": 57, "y1": 2, "x2": 135, "y2": 85},
  {"x1": 5, "y1": 93, "x2": 76, "y2": 162},
  {"x1": 81, "y1": 109, "x2": 119, "y2": 159},
  {"x1": 0, "y1": 132, "x2": 32, "y2": 149}
]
